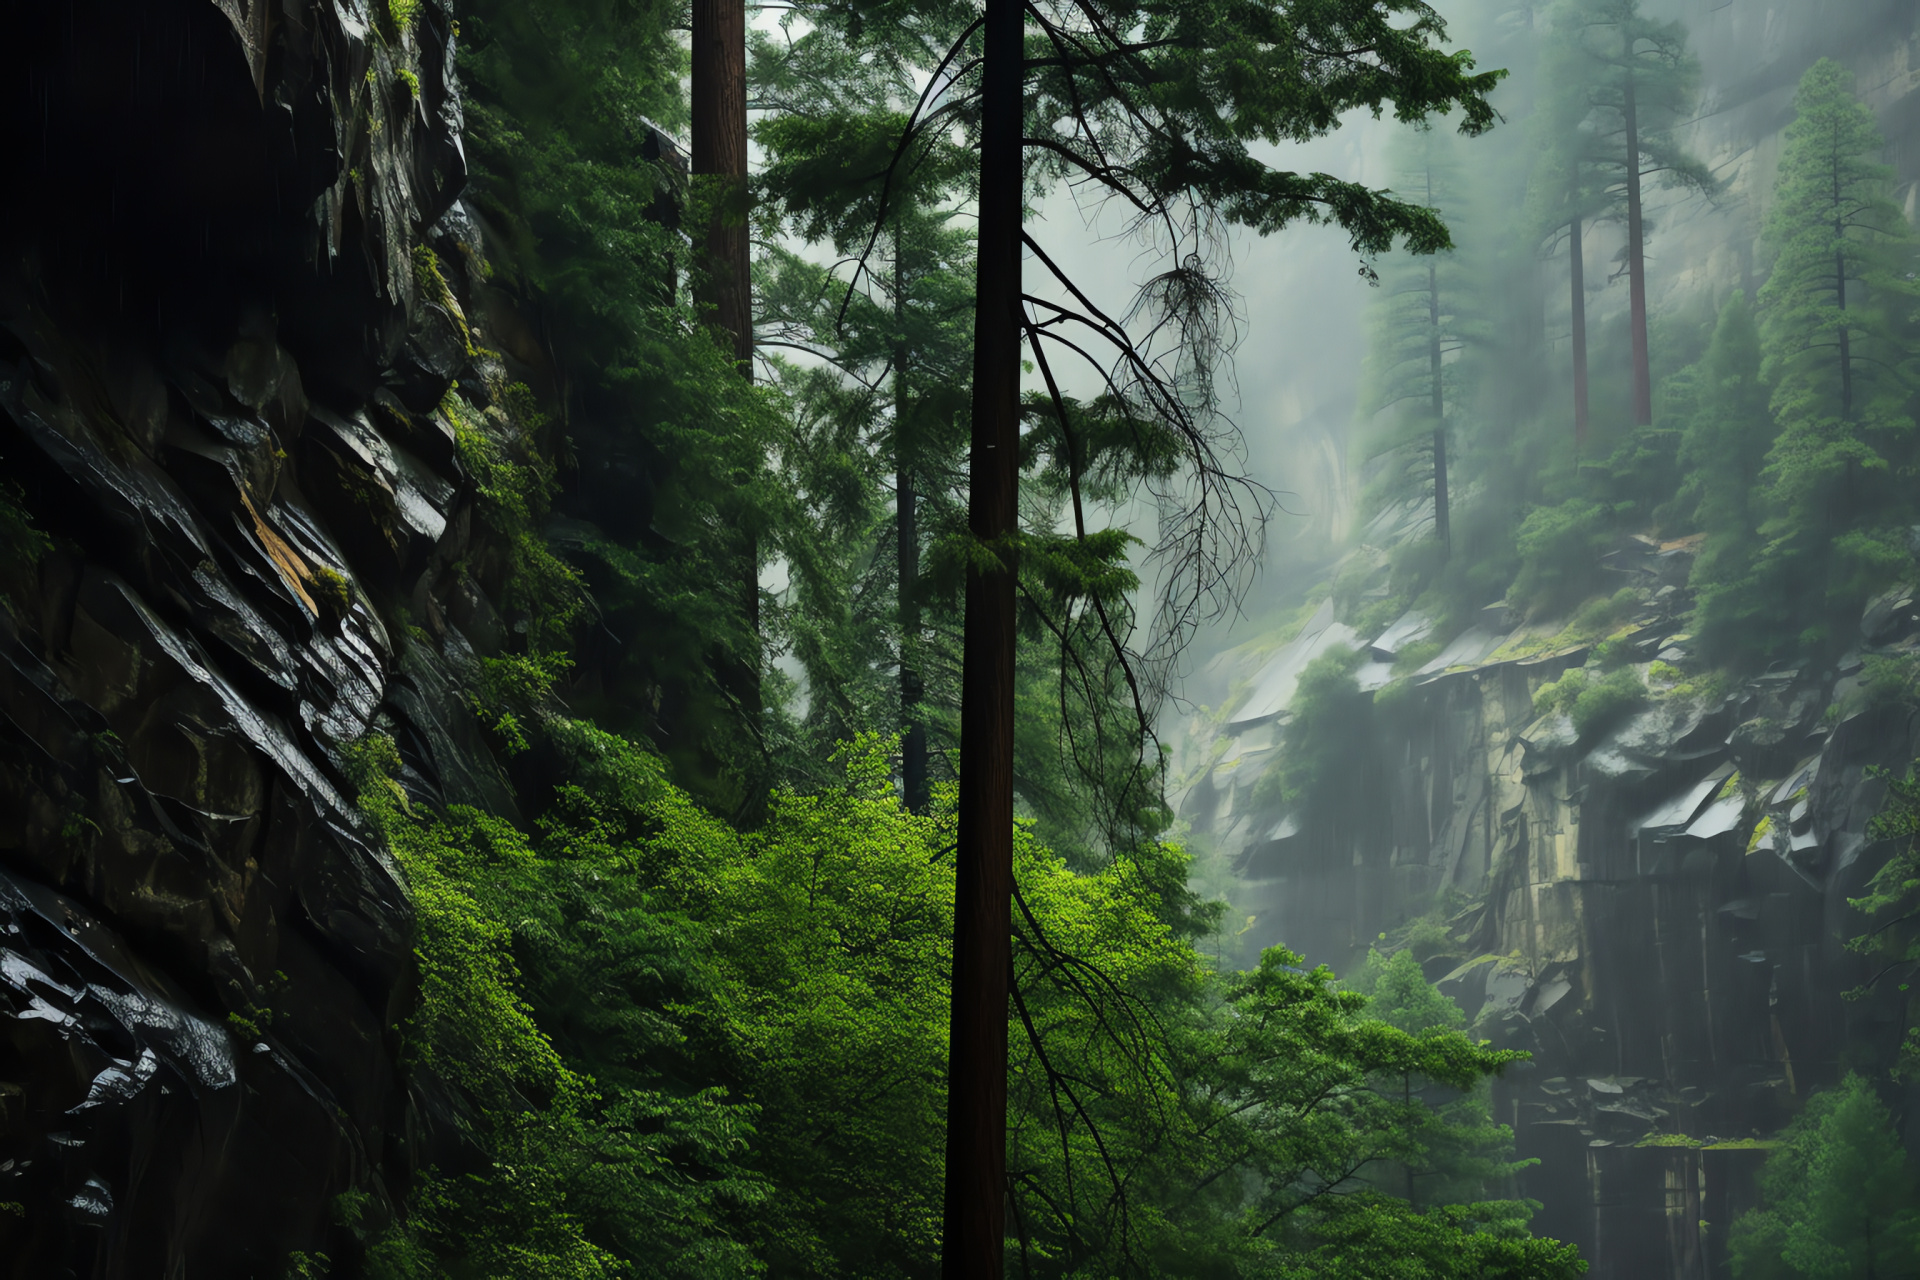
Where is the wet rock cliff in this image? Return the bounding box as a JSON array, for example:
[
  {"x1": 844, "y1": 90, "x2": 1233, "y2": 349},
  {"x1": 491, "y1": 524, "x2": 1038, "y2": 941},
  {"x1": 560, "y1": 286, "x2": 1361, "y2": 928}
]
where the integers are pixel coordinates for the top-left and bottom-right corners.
[
  {"x1": 1177, "y1": 538, "x2": 1920, "y2": 1279},
  {"x1": 0, "y1": 0, "x2": 549, "y2": 1271}
]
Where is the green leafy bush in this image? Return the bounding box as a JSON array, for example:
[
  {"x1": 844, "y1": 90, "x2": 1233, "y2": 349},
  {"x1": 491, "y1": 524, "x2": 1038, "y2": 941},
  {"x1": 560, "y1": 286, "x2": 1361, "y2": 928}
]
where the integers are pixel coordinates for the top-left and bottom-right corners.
[
  {"x1": 1533, "y1": 665, "x2": 1646, "y2": 738},
  {"x1": 1510, "y1": 500, "x2": 1612, "y2": 615},
  {"x1": 1256, "y1": 646, "x2": 1371, "y2": 817}
]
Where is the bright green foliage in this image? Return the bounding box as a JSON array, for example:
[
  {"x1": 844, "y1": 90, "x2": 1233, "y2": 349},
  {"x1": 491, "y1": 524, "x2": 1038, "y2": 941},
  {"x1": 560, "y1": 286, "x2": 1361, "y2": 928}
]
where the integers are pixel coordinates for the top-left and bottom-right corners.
[
  {"x1": 688, "y1": 739, "x2": 955, "y2": 1274},
  {"x1": 345, "y1": 704, "x2": 1580, "y2": 1275},
  {"x1": 1727, "y1": 1075, "x2": 1920, "y2": 1280},
  {"x1": 444, "y1": 386, "x2": 587, "y2": 746},
  {"x1": 1354, "y1": 948, "x2": 1466, "y2": 1035},
  {"x1": 342, "y1": 731, "x2": 766, "y2": 1278},
  {"x1": 456, "y1": 0, "x2": 786, "y2": 811},
  {"x1": 1746, "y1": 59, "x2": 1920, "y2": 659},
  {"x1": 1199, "y1": 950, "x2": 1579, "y2": 1277},
  {"x1": 1348, "y1": 950, "x2": 1539, "y2": 1213}
]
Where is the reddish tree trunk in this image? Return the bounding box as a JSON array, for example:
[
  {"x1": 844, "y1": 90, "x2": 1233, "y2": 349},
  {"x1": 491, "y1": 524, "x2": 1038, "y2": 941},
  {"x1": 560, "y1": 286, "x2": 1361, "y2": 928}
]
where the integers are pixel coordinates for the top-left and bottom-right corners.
[
  {"x1": 692, "y1": 0, "x2": 751, "y2": 369},
  {"x1": 942, "y1": 0, "x2": 1022, "y2": 1270},
  {"x1": 1834, "y1": 151, "x2": 1853, "y2": 421},
  {"x1": 691, "y1": 0, "x2": 760, "y2": 727},
  {"x1": 1427, "y1": 259, "x2": 1449, "y2": 554},
  {"x1": 1623, "y1": 39, "x2": 1652, "y2": 426},
  {"x1": 1570, "y1": 209, "x2": 1589, "y2": 451},
  {"x1": 896, "y1": 241, "x2": 928, "y2": 812}
]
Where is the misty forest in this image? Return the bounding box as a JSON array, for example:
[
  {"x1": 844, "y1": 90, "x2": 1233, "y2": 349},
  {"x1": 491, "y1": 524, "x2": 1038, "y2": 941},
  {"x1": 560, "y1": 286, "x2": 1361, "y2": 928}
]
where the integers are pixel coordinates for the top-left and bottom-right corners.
[{"x1": 1, "y1": 0, "x2": 1919, "y2": 1276}]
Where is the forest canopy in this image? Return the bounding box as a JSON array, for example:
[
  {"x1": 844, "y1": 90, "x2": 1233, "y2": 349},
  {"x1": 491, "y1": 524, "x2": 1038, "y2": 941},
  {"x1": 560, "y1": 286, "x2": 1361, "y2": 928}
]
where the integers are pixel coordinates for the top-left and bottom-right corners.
[
  {"x1": 285, "y1": 0, "x2": 1605, "y2": 1275},
  {"x1": 267, "y1": 2, "x2": 1920, "y2": 1278}
]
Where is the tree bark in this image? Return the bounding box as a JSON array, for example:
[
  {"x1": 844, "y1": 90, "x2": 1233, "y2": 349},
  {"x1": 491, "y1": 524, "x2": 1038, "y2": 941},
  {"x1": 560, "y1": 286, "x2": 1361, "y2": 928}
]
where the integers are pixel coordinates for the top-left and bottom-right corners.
[
  {"x1": 942, "y1": 0, "x2": 1021, "y2": 1270},
  {"x1": 692, "y1": 0, "x2": 751, "y2": 369},
  {"x1": 1569, "y1": 200, "x2": 1590, "y2": 452},
  {"x1": 1834, "y1": 148, "x2": 1853, "y2": 422},
  {"x1": 691, "y1": 0, "x2": 760, "y2": 731},
  {"x1": 896, "y1": 237, "x2": 929, "y2": 812},
  {"x1": 1623, "y1": 35, "x2": 1652, "y2": 426},
  {"x1": 1427, "y1": 259, "x2": 1450, "y2": 555}
]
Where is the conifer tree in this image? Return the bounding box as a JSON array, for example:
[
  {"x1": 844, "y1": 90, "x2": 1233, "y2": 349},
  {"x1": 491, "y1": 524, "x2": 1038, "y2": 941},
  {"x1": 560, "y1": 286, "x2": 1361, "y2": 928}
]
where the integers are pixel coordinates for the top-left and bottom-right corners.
[
  {"x1": 1728, "y1": 1074, "x2": 1920, "y2": 1280},
  {"x1": 1680, "y1": 292, "x2": 1777, "y2": 658},
  {"x1": 1528, "y1": 18, "x2": 1616, "y2": 449},
  {"x1": 1849, "y1": 761, "x2": 1920, "y2": 1082},
  {"x1": 1550, "y1": 0, "x2": 1712, "y2": 426},
  {"x1": 1353, "y1": 949, "x2": 1537, "y2": 1212},
  {"x1": 932, "y1": 6, "x2": 1505, "y2": 1266},
  {"x1": 1761, "y1": 59, "x2": 1918, "y2": 429},
  {"x1": 1749, "y1": 58, "x2": 1919, "y2": 654},
  {"x1": 1360, "y1": 128, "x2": 1476, "y2": 554}
]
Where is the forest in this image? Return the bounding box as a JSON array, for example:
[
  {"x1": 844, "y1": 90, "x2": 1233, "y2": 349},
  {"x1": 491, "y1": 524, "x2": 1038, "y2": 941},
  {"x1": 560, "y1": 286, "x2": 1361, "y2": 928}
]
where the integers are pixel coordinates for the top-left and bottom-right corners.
[{"x1": 0, "y1": 0, "x2": 1916, "y2": 1277}]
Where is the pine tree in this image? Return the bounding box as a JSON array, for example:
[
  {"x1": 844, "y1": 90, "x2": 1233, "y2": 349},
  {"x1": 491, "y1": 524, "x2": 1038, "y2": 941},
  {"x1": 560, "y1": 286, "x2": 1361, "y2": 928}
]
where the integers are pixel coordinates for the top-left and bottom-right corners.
[
  {"x1": 1850, "y1": 762, "x2": 1920, "y2": 1082},
  {"x1": 1750, "y1": 58, "x2": 1920, "y2": 655},
  {"x1": 1528, "y1": 18, "x2": 1616, "y2": 449},
  {"x1": 937, "y1": 0, "x2": 1504, "y2": 1266},
  {"x1": 1354, "y1": 949, "x2": 1537, "y2": 1212},
  {"x1": 1550, "y1": 0, "x2": 1713, "y2": 426},
  {"x1": 1680, "y1": 292, "x2": 1778, "y2": 660},
  {"x1": 1729, "y1": 1074, "x2": 1920, "y2": 1280},
  {"x1": 455, "y1": 0, "x2": 781, "y2": 813},
  {"x1": 1360, "y1": 128, "x2": 1477, "y2": 555},
  {"x1": 753, "y1": 10, "x2": 977, "y2": 807}
]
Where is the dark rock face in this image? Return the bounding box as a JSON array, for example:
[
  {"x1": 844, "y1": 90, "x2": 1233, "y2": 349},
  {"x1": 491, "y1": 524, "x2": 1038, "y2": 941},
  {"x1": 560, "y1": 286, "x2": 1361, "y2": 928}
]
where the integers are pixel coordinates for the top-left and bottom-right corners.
[{"x1": 0, "y1": 0, "x2": 506, "y2": 1270}]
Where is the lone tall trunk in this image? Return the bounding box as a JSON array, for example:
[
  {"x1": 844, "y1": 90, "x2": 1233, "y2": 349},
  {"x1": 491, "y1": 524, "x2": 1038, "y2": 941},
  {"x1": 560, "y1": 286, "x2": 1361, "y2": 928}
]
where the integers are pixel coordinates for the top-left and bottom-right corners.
[
  {"x1": 1569, "y1": 200, "x2": 1590, "y2": 452},
  {"x1": 692, "y1": 0, "x2": 751, "y2": 368},
  {"x1": 896, "y1": 240, "x2": 929, "y2": 812},
  {"x1": 942, "y1": 0, "x2": 1021, "y2": 1270},
  {"x1": 1834, "y1": 157, "x2": 1854, "y2": 421},
  {"x1": 1427, "y1": 260, "x2": 1450, "y2": 555},
  {"x1": 691, "y1": 0, "x2": 760, "y2": 724},
  {"x1": 1623, "y1": 37, "x2": 1652, "y2": 426}
]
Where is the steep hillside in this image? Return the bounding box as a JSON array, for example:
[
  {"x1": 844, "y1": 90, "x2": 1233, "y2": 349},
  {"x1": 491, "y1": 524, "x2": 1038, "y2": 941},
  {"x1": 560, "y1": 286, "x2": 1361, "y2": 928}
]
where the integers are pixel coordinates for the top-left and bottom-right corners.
[{"x1": 1176, "y1": 5, "x2": 1920, "y2": 1275}]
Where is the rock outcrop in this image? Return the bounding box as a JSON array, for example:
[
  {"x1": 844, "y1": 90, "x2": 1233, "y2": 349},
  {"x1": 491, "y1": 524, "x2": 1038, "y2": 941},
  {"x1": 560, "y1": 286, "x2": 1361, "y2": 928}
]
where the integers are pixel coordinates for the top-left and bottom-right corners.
[
  {"x1": 0, "y1": 0, "x2": 532, "y2": 1270},
  {"x1": 1177, "y1": 538, "x2": 1920, "y2": 1279}
]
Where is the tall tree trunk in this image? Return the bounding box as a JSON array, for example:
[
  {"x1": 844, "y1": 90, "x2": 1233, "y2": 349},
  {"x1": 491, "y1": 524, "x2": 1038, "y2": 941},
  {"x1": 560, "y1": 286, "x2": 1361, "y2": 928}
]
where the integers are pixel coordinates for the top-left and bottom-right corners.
[
  {"x1": 691, "y1": 0, "x2": 760, "y2": 732},
  {"x1": 1834, "y1": 154, "x2": 1853, "y2": 421},
  {"x1": 692, "y1": 0, "x2": 750, "y2": 368},
  {"x1": 896, "y1": 238, "x2": 929, "y2": 812},
  {"x1": 942, "y1": 0, "x2": 1021, "y2": 1270},
  {"x1": 1837, "y1": 244, "x2": 1853, "y2": 421},
  {"x1": 1570, "y1": 199, "x2": 1590, "y2": 452},
  {"x1": 1623, "y1": 37, "x2": 1652, "y2": 426},
  {"x1": 1427, "y1": 259, "x2": 1450, "y2": 555}
]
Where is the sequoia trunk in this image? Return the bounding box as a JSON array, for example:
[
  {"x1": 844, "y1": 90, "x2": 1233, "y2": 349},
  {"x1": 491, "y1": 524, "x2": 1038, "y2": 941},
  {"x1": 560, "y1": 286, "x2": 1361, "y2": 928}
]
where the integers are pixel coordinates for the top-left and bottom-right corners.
[
  {"x1": 1623, "y1": 40, "x2": 1652, "y2": 425},
  {"x1": 691, "y1": 0, "x2": 760, "y2": 730},
  {"x1": 942, "y1": 0, "x2": 1023, "y2": 1270}
]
